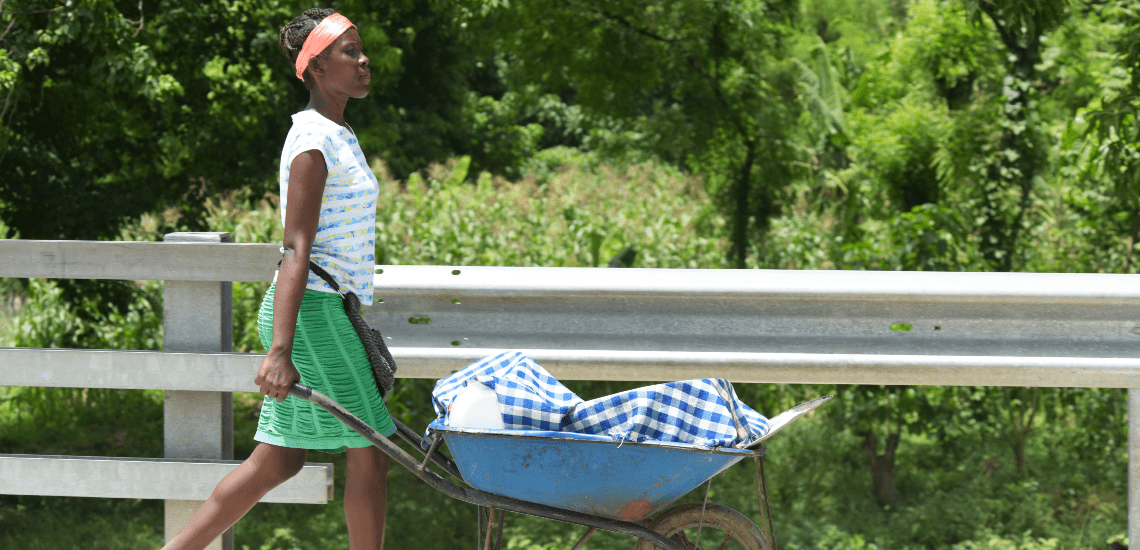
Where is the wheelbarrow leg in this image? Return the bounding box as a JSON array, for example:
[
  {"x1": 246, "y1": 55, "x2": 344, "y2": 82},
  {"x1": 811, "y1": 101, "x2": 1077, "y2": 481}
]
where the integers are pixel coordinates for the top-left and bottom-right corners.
[
  {"x1": 483, "y1": 508, "x2": 495, "y2": 550},
  {"x1": 496, "y1": 509, "x2": 506, "y2": 549},
  {"x1": 482, "y1": 507, "x2": 505, "y2": 550},
  {"x1": 754, "y1": 456, "x2": 777, "y2": 550},
  {"x1": 570, "y1": 527, "x2": 597, "y2": 550}
]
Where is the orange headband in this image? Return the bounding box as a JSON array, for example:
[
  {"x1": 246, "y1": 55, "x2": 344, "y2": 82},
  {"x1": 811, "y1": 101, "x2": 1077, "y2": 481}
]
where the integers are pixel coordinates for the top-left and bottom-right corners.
[{"x1": 294, "y1": 13, "x2": 356, "y2": 81}]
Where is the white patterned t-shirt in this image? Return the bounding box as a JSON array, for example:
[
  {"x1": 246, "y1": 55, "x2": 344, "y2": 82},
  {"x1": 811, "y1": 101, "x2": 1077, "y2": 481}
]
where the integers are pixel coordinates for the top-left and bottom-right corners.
[{"x1": 278, "y1": 110, "x2": 378, "y2": 304}]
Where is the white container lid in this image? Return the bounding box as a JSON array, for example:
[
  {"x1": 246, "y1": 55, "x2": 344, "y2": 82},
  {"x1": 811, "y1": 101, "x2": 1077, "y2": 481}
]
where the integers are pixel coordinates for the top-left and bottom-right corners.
[{"x1": 447, "y1": 382, "x2": 506, "y2": 430}]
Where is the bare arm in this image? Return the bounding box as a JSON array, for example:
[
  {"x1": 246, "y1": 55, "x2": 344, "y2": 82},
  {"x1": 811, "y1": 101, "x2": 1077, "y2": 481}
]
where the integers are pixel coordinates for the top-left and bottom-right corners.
[{"x1": 255, "y1": 149, "x2": 327, "y2": 402}]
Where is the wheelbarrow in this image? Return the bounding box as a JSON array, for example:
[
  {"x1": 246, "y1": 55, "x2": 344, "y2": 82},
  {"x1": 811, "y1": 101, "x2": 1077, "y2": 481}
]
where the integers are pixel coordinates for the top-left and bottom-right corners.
[{"x1": 289, "y1": 382, "x2": 829, "y2": 550}]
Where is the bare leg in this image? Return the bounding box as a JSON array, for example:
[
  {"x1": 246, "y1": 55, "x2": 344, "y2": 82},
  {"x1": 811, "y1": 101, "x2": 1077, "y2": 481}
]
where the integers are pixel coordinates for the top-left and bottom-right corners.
[
  {"x1": 162, "y1": 443, "x2": 308, "y2": 550},
  {"x1": 344, "y1": 445, "x2": 390, "y2": 550}
]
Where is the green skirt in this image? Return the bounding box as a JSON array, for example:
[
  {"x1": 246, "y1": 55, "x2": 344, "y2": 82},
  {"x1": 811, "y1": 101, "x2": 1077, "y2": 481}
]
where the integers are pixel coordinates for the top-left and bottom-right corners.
[{"x1": 255, "y1": 283, "x2": 396, "y2": 452}]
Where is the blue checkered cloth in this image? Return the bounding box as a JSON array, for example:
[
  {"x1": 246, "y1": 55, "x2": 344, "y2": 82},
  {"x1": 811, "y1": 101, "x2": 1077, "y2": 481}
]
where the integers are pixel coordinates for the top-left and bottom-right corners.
[
  {"x1": 431, "y1": 350, "x2": 583, "y2": 431},
  {"x1": 566, "y1": 378, "x2": 770, "y2": 447},
  {"x1": 429, "y1": 351, "x2": 770, "y2": 448}
]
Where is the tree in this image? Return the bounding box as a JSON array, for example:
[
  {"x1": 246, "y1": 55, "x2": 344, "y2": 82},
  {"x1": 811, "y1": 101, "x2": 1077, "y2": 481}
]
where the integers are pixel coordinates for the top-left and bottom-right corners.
[
  {"x1": 486, "y1": 0, "x2": 802, "y2": 268},
  {"x1": 1085, "y1": 0, "x2": 1140, "y2": 272},
  {"x1": 836, "y1": 0, "x2": 993, "y2": 271},
  {"x1": 823, "y1": 384, "x2": 960, "y2": 506},
  {"x1": 959, "y1": 0, "x2": 1069, "y2": 271},
  {"x1": 0, "y1": 0, "x2": 303, "y2": 240},
  {"x1": 0, "y1": 0, "x2": 510, "y2": 239}
]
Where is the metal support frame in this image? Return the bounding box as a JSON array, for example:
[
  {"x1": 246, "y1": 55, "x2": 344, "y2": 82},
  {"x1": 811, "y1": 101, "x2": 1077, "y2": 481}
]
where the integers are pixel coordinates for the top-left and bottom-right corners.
[
  {"x1": 1132, "y1": 389, "x2": 1140, "y2": 550},
  {"x1": 162, "y1": 232, "x2": 235, "y2": 550}
]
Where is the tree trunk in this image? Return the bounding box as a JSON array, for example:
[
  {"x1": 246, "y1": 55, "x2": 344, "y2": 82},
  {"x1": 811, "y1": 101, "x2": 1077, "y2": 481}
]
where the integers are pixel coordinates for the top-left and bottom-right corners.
[
  {"x1": 1124, "y1": 212, "x2": 1140, "y2": 273},
  {"x1": 978, "y1": 6, "x2": 1044, "y2": 272},
  {"x1": 1006, "y1": 387, "x2": 1040, "y2": 475},
  {"x1": 862, "y1": 431, "x2": 900, "y2": 506},
  {"x1": 732, "y1": 144, "x2": 757, "y2": 269}
]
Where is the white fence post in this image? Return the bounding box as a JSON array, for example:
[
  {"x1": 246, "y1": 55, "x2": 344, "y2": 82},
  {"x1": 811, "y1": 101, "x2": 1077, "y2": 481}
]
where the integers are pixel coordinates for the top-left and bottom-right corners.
[{"x1": 162, "y1": 232, "x2": 235, "y2": 550}]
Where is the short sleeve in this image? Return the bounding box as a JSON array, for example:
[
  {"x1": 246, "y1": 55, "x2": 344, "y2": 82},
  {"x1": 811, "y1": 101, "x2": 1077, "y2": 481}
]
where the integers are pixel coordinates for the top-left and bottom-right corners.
[{"x1": 284, "y1": 129, "x2": 335, "y2": 171}]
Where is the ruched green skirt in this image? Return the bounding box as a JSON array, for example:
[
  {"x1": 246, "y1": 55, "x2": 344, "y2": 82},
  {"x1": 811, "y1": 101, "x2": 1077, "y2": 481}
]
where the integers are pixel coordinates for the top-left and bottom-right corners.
[{"x1": 255, "y1": 283, "x2": 395, "y2": 452}]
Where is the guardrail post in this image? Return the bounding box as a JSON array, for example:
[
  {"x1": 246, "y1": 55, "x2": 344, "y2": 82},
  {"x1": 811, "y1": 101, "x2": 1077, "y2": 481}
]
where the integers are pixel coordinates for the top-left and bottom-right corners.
[
  {"x1": 1131, "y1": 389, "x2": 1139, "y2": 550},
  {"x1": 163, "y1": 232, "x2": 235, "y2": 550}
]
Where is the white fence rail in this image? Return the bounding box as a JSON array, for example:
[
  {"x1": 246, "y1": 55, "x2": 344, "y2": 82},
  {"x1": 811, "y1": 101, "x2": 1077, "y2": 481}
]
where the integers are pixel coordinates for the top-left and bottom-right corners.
[
  {"x1": 8, "y1": 347, "x2": 1140, "y2": 389},
  {"x1": 0, "y1": 234, "x2": 1138, "y2": 549},
  {"x1": 1, "y1": 454, "x2": 333, "y2": 503}
]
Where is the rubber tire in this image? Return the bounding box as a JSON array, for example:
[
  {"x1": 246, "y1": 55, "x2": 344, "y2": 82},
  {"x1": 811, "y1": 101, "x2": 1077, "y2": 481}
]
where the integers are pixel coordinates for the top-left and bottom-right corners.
[{"x1": 633, "y1": 503, "x2": 770, "y2": 550}]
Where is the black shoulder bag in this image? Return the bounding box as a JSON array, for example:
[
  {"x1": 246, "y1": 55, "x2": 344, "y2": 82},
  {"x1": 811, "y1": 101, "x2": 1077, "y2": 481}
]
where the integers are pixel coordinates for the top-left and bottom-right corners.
[{"x1": 306, "y1": 261, "x2": 398, "y2": 400}]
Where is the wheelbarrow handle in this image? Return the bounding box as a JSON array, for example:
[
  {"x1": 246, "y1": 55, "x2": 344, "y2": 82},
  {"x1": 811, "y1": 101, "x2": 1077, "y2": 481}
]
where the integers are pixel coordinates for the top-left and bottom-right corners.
[
  {"x1": 289, "y1": 382, "x2": 463, "y2": 477},
  {"x1": 288, "y1": 382, "x2": 313, "y2": 400}
]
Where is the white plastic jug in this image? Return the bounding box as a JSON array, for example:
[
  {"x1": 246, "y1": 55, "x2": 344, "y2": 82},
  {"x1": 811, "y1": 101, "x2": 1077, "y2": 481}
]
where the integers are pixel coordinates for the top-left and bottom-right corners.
[{"x1": 447, "y1": 382, "x2": 506, "y2": 430}]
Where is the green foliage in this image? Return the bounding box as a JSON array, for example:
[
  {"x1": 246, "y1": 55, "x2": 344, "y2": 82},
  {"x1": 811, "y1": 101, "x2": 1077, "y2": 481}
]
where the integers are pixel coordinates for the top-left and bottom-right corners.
[
  {"x1": 1, "y1": 153, "x2": 726, "y2": 356},
  {"x1": 753, "y1": 0, "x2": 1131, "y2": 523},
  {"x1": 0, "y1": 0, "x2": 300, "y2": 240},
  {"x1": 768, "y1": 406, "x2": 1124, "y2": 550},
  {"x1": 0, "y1": 496, "x2": 163, "y2": 550},
  {"x1": 177, "y1": 190, "x2": 284, "y2": 353},
  {"x1": 866, "y1": 98, "x2": 945, "y2": 210},
  {"x1": 960, "y1": 0, "x2": 1066, "y2": 272},
  {"x1": 8, "y1": 278, "x2": 163, "y2": 351},
  {"x1": 1056, "y1": 388, "x2": 1129, "y2": 459},
  {"x1": 797, "y1": 0, "x2": 903, "y2": 65},
  {"x1": 0, "y1": 385, "x2": 162, "y2": 458},
  {"x1": 909, "y1": 0, "x2": 992, "y2": 111},
  {"x1": 486, "y1": 0, "x2": 802, "y2": 267},
  {"x1": 893, "y1": 204, "x2": 967, "y2": 269},
  {"x1": 0, "y1": 0, "x2": 562, "y2": 239},
  {"x1": 796, "y1": 37, "x2": 849, "y2": 153},
  {"x1": 3, "y1": 0, "x2": 1139, "y2": 548},
  {"x1": 1083, "y1": 0, "x2": 1140, "y2": 272},
  {"x1": 373, "y1": 152, "x2": 727, "y2": 269},
  {"x1": 961, "y1": 0, "x2": 1070, "y2": 44},
  {"x1": 333, "y1": 0, "x2": 495, "y2": 177},
  {"x1": 757, "y1": 209, "x2": 839, "y2": 269},
  {"x1": 950, "y1": 530, "x2": 1059, "y2": 550},
  {"x1": 464, "y1": 92, "x2": 546, "y2": 179}
]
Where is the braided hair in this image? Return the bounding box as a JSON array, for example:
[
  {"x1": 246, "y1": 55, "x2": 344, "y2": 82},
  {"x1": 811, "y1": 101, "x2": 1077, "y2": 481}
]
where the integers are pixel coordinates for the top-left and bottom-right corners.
[{"x1": 279, "y1": 7, "x2": 338, "y2": 86}]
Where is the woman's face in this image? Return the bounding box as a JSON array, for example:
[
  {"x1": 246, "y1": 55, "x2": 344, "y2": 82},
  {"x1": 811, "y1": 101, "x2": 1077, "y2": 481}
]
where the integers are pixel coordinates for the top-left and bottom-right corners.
[{"x1": 315, "y1": 27, "x2": 370, "y2": 98}]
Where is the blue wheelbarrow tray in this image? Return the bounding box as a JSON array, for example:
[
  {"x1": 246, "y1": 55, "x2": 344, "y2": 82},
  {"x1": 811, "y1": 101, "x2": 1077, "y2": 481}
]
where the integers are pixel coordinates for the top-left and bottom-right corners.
[{"x1": 432, "y1": 427, "x2": 760, "y2": 523}]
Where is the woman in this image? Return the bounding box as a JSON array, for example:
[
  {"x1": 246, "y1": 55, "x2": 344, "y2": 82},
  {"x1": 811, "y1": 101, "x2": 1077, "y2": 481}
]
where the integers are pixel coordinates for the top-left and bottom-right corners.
[{"x1": 163, "y1": 8, "x2": 395, "y2": 550}]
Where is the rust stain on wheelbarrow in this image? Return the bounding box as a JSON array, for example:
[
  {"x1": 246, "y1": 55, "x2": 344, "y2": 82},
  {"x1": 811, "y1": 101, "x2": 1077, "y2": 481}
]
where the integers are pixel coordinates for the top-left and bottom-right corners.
[{"x1": 619, "y1": 499, "x2": 653, "y2": 522}]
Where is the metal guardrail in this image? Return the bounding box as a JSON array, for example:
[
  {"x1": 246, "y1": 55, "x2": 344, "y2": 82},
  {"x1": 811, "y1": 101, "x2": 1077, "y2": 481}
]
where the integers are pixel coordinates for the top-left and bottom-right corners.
[
  {"x1": 0, "y1": 235, "x2": 1138, "y2": 549},
  {"x1": 363, "y1": 265, "x2": 1140, "y2": 360}
]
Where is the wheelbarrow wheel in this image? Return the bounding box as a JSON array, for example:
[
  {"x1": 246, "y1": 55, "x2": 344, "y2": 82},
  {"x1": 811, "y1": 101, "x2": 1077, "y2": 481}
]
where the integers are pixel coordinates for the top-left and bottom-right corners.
[{"x1": 633, "y1": 503, "x2": 769, "y2": 550}]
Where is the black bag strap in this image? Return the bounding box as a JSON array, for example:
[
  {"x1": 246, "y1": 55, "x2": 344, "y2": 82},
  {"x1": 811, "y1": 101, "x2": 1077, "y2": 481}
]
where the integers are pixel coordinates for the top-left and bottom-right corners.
[
  {"x1": 276, "y1": 258, "x2": 344, "y2": 294},
  {"x1": 306, "y1": 261, "x2": 342, "y2": 294},
  {"x1": 290, "y1": 258, "x2": 398, "y2": 398}
]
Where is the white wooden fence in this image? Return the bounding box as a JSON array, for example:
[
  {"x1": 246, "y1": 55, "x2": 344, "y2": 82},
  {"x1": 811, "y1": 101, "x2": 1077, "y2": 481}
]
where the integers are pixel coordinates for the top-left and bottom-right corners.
[{"x1": 1, "y1": 233, "x2": 1138, "y2": 549}]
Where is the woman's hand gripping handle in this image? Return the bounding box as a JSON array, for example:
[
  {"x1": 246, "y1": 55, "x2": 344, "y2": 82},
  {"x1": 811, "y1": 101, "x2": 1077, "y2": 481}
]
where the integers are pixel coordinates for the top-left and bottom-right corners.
[{"x1": 255, "y1": 348, "x2": 302, "y2": 402}]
